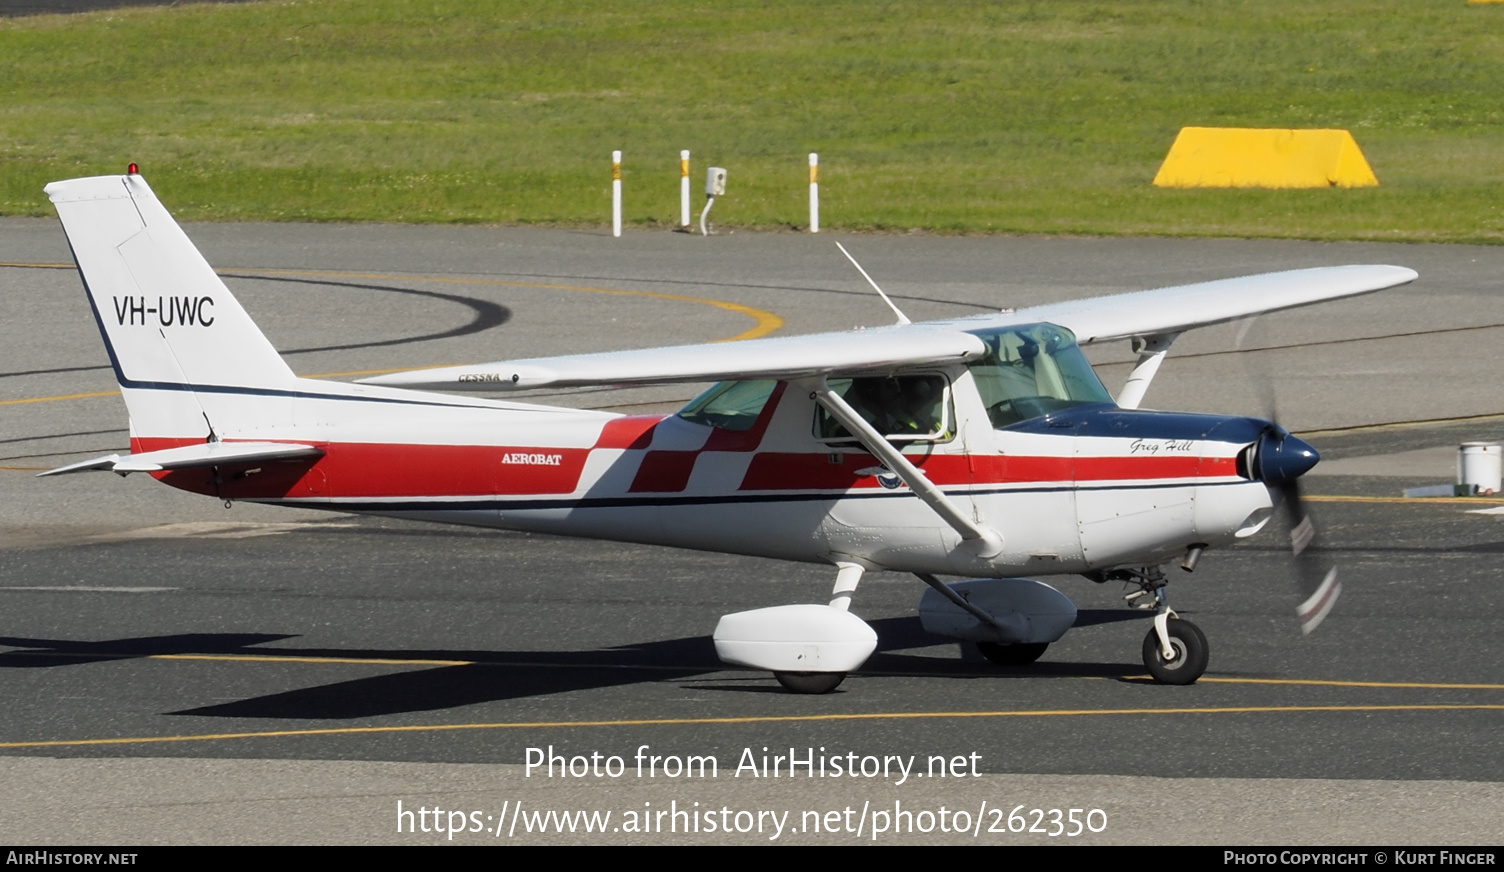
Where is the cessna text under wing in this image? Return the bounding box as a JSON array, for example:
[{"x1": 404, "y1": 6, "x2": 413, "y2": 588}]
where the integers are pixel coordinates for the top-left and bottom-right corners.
[{"x1": 45, "y1": 172, "x2": 1416, "y2": 692}]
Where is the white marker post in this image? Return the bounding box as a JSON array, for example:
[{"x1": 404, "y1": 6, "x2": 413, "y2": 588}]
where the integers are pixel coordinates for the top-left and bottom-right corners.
[
  {"x1": 680, "y1": 150, "x2": 691, "y2": 228},
  {"x1": 808, "y1": 153, "x2": 819, "y2": 233},
  {"x1": 612, "y1": 150, "x2": 622, "y2": 237}
]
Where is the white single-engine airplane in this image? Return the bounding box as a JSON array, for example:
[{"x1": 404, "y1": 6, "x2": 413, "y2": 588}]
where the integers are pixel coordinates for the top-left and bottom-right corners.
[{"x1": 42, "y1": 172, "x2": 1416, "y2": 692}]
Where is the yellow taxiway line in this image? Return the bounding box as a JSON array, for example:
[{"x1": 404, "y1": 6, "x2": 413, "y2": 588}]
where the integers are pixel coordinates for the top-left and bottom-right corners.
[
  {"x1": 3, "y1": 704, "x2": 1503, "y2": 750},
  {"x1": 151, "y1": 653, "x2": 474, "y2": 667},
  {"x1": 1306, "y1": 495, "x2": 1504, "y2": 505},
  {"x1": 3, "y1": 647, "x2": 1498, "y2": 749},
  {"x1": 0, "y1": 390, "x2": 120, "y2": 407}
]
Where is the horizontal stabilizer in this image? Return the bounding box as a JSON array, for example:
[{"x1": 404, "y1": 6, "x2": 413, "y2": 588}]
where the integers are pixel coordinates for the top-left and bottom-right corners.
[{"x1": 39, "y1": 442, "x2": 323, "y2": 477}]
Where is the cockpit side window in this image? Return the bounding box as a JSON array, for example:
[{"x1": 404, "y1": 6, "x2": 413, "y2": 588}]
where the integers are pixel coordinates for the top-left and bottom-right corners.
[
  {"x1": 967, "y1": 324, "x2": 1112, "y2": 427},
  {"x1": 677, "y1": 380, "x2": 779, "y2": 431},
  {"x1": 814, "y1": 374, "x2": 952, "y2": 442}
]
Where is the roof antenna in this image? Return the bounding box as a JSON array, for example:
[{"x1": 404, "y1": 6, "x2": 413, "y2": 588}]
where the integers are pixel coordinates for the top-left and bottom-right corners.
[{"x1": 836, "y1": 242, "x2": 910, "y2": 326}]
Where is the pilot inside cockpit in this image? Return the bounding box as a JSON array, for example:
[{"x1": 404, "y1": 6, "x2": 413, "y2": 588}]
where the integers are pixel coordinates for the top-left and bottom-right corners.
[{"x1": 818, "y1": 375, "x2": 949, "y2": 441}]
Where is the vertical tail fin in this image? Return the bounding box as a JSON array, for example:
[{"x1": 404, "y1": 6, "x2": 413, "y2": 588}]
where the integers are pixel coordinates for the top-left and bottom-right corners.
[{"x1": 46, "y1": 174, "x2": 298, "y2": 441}]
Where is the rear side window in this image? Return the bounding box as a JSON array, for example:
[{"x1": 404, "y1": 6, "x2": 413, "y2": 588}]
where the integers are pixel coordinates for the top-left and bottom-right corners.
[{"x1": 677, "y1": 380, "x2": 779, "y2": 431}]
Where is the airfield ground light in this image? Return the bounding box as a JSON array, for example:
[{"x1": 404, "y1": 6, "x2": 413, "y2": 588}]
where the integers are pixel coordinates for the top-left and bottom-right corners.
[{"x1": 700, "y1": 166, "x2": 726, "y2": 236}]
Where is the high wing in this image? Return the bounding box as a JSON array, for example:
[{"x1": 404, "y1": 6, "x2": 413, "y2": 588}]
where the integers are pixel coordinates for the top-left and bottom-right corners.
[
  {"x1": 359, "y1": 264, "x2": 1416, "y2": 392},
  {"x1": 362, "y1": 324, "x2": 990, "y2": 390},
  {"x1": 1001, "y1": 265, "x2": 1416, "y2": 345}
]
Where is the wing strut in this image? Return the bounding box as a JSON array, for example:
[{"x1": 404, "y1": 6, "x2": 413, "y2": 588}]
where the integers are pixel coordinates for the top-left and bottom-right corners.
[
  {"x1": 1116, "y1": 332, "x2": 1179, "y2": 410},
  {"x1": 808, "y1": 379, "x2": 1003, "y2": 558}
]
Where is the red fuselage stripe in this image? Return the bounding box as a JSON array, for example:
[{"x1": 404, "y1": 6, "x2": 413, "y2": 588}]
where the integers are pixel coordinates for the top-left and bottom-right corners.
[
  {"x1": 593, "y1": 415, "x2": 663, "y2": 449},
  {"x1": 133, "y1": 435, "x2": 1243, "y2": 500}
]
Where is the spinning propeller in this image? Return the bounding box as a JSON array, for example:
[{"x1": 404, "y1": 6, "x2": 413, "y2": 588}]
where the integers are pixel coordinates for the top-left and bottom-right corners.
[
  {"x1": 1239, "y1": 312, "x2": 1347, "y2": 634},
  {"x1": 1236, "y1": 317, "x2": 1340, "y2": 634},
  {"x1": 1247, "y1": 425, "x2": 1341, "y2": 634}
]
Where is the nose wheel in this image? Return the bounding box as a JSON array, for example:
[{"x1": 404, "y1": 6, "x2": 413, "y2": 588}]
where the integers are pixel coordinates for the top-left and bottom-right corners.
[{"x1": 1142, "y1": 616, "x2": 1208, "y2": 685}]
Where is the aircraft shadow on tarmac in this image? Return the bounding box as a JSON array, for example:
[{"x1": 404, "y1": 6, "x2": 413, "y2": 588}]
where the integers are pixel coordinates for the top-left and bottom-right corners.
[
  {"x1": 0, "y1": 612, "x2": 1147, "y2": 719},
  {"x1": 0, "y1": 633, "x2": 296, "y2": 668},
  {"x1": 1458, "y1": 540, "x2": 1504, "y2": 554}
]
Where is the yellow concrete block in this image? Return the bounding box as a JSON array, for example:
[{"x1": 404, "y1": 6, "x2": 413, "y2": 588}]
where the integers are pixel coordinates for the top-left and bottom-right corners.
[{"x1": 1152, "y1": 127, "x2": 1379, "y2": 188}]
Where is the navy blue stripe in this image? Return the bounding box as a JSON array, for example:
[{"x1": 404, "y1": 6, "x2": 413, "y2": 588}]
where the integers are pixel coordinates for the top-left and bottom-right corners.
[
  {"x1": 69, "y1": 244, "x2": 129, "y2": 385},
  {"x1": 124, "y1": 380, "x2": 522, "y2": 411},
  {"x1": 257, "y1": 479, "x2": 1252, "y2": 514},
  {"x1": 1003, "y1": 404, "x2": 1269, "y2": 443}
]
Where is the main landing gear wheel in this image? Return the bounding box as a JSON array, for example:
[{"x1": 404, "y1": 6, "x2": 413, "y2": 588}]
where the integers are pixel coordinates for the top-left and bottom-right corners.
[
  {"x1": 976, "y1": 642, "x2": 1048, "y2": 666},
  {"x1": 1141, "y1": 618, "x2": 1209, "y2": 685},
  {"x1": 774, "y1": 672, "x2": 846, "y2": 694}
]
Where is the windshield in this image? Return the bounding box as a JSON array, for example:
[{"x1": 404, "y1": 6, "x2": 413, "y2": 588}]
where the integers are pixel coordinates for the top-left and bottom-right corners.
[{"x1": 966, "y1": 323, "x2": 1112, "y2": 427}]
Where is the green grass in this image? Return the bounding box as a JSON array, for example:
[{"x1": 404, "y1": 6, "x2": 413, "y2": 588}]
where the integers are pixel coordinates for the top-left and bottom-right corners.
[{"x1": 3, "y1": 0, "x2": 1504, "y2": 240}]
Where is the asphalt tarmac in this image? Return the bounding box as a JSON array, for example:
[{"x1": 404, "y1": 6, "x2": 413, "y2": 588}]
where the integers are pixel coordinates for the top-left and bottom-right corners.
[
  {"x1": 1, "y1": 1, "x2": 258, "y2": 17},
  {"x1": 1, "y1": 216, "x2": 1501, "y2": 845}
]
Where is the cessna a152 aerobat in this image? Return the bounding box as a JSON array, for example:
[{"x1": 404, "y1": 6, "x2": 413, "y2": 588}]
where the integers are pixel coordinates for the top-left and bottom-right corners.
[{"x1": 42, "y1": 172, "x2": 1417, "y2": 692}]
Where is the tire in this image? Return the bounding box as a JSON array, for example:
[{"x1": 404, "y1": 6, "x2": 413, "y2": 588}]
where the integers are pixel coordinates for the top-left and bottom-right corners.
[
  {"x1": 976, "y1": 642, "x2": 1049, "y2": 666},
  {"x1": 774, "y1": 671, "x2": 846, "y2": 694},
  {"x1": 1142, "y1": 619, "x2": 1209, "y2": 685}
]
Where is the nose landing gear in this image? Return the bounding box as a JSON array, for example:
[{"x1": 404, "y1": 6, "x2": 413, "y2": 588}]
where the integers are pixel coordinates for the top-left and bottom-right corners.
[
  {"x1": 1142, "y1": 615, "x2": 1209, "y2": 685},
  {"x1": 1108, "y1": 565, "x2": 1211, "y2": 685}
]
